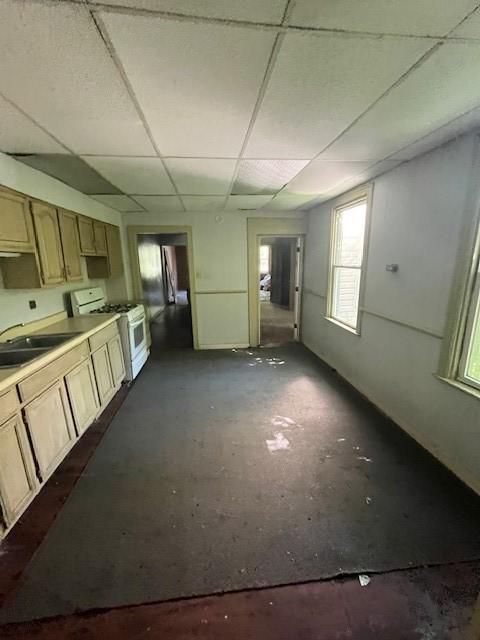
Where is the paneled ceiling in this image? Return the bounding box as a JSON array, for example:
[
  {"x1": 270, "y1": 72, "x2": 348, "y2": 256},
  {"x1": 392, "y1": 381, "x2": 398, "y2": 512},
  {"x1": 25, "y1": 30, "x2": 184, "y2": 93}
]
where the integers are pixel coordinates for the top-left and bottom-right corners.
[{"x1": 1, "y1": 0, "x2": 480, "y2": 213}]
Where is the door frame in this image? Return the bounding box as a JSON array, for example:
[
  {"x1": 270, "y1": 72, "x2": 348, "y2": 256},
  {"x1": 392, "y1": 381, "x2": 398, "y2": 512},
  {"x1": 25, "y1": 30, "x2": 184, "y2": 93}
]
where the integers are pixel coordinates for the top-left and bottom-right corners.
[
  {"x1": 127, "y1": 225, "x2": 199, "y2": 350},
  {"x1": 247, "y1": 217, "x2": 307, "y2": 347}
]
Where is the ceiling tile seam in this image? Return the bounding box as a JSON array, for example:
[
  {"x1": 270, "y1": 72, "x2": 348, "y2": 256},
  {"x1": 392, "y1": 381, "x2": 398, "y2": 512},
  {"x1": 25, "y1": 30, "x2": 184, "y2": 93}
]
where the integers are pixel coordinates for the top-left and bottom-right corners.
[
  {"x1": 378, "y1": 103, "x2": 480, "y2": 163},
  {"x1": 289, "y1": 3, "x2": 480, "y2": 181},
  {"x1": 50, "y1": 0, "x2": 480, "y2": 44},
  {"x1": 223, "y1": 33, "x2": 285, "y2": 208},
  {"x1": 0, "y1": 90, "x2": 74, "y2": 155},
  {"x1": 273, "y1": 41, "x2": 446, "y2": 201},
  {"x1": 88, "y1": 8, "x2": 186, "y2": 212},
  {"x1": 223, "y1": 2, "x2": 296, "y2": 208},
  {"x1": 120, "y1": 195, "x2": 147, "y2": 212}
]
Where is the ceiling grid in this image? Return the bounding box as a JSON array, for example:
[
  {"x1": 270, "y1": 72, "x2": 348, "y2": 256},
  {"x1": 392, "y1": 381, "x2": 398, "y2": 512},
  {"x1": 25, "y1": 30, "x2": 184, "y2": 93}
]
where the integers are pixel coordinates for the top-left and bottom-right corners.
[{"x1": 0, "y1": 0, "x2": 480, "y2": 212}]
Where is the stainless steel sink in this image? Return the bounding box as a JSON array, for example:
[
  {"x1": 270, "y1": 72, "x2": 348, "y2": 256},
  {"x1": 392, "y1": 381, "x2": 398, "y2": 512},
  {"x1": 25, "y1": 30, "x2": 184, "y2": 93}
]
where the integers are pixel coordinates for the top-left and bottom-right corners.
[
  {"x1": 0, "y1": 332, "x2": 81, "y2": 369},
  {"x1": 4, "y1": 332, "x2": 81, "y2": 350},
  {"x1": 0, "y1": 348, "x2": 51, "y2": 369}
]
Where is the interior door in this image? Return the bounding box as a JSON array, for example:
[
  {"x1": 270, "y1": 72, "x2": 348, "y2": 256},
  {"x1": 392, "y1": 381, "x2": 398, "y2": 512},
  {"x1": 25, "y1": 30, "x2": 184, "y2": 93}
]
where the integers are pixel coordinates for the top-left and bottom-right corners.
[
  {"x1": 31, "y1": 202, "x2": 65, "y2": 285},
  {"x1": 293, "y1": 237, "x2": 304, "y2": 341}
]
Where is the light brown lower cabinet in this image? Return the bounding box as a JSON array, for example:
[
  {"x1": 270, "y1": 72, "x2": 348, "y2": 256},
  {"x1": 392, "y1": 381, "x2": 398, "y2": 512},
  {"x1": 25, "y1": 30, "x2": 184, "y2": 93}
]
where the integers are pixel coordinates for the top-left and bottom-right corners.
[
  {"x1": 65, "y1": 359, "x2": 100, "y2": 435},
  {"x1": 108, "y1": 334, "x2": 126, "y2": 388},
  {"x1": 24, "y1": 380, "x2": 76, "y2": 481},
  {"x1": 92, "y1": 344, "x2": 116, "y2": 407},
  {"x1": 0, "y1": 414, "x2": 38, "y2": 527}
]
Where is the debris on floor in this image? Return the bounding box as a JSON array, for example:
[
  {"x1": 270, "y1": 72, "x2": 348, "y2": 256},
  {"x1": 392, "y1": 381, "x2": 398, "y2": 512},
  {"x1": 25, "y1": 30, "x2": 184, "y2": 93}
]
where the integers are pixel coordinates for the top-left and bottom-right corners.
[
  {"x1": 266, "y1": 432, "x2": 290, "y2": 452},
  {"x1": 358, "y1": 574, "x2": 371, "y2": 587},
  {"x1": 357, "y1": 456, "x2": 373, "y2": 462}
]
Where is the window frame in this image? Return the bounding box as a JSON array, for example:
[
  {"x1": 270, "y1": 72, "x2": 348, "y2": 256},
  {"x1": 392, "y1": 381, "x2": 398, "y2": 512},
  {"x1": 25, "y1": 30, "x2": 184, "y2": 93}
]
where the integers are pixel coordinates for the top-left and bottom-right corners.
[
  {"x1": 437, "y1": 153, "x2": 480, "y2": 399},
  {"x1": 458, "y1": 267, "x2": 480, "y2": 391},
  {"x1": 326, "y1": 184, "x2": 373, "y2": 335}
]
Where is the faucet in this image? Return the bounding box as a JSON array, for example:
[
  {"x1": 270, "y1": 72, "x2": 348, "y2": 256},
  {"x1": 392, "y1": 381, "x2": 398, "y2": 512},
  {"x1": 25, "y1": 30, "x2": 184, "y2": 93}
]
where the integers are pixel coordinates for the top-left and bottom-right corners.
[{"x1": 0, "y1": 323, "x2": 25, "y2": 341}]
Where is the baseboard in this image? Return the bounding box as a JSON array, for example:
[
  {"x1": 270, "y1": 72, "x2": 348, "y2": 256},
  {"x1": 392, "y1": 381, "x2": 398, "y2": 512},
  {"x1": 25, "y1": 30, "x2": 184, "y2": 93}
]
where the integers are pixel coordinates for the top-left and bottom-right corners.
[
  {"x1": 199, "y1": 343, "x2": 250, "y2": 350},
  {"x1": 303, "y1": 339, "x2": 480, "y2": 497}
]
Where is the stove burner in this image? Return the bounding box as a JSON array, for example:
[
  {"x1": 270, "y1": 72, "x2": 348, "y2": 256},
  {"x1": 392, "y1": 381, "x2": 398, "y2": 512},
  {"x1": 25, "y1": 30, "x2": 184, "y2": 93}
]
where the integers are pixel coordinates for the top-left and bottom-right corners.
[{"x1": 90, "y1": 303, "x2": 138, "y2": 314}]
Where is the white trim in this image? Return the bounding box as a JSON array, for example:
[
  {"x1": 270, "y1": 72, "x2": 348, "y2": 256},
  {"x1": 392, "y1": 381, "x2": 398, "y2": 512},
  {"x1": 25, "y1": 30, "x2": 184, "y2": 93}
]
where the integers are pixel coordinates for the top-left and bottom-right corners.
[{"x1": 326, "y1": 183, "x2": 373, "y2": 335}]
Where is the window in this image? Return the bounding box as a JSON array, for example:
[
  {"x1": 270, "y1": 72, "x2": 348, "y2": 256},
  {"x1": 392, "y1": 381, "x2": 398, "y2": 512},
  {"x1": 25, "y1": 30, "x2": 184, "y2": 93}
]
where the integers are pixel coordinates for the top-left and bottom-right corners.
[
  {"x1": 458, "y1": 254, "x2": 480, "y2": 390},
  {"x1": 327, "y1": 195, "x2": 369, "y2": 332},
  {"x1": 259, "y1": 245, "x2": 271, "y2": 275}
]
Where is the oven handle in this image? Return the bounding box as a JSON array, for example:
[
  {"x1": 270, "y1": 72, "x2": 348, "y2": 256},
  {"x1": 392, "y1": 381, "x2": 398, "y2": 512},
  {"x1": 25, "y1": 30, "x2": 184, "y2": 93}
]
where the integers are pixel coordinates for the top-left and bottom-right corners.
[{"x1": 130, "y1": 315, "x2": 146, "y2": 330}]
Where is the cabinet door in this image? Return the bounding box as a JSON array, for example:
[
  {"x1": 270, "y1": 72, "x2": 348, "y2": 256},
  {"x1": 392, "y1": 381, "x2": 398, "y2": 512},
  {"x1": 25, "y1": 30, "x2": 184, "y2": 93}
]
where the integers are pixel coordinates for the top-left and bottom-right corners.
[
  {"x1": 108, "y1": 334, "x2": 125, "y2": 388},
  {"x1": 106, "y1": 224, "x2": 123, "y2": 278},
  {"x1": 93, "y1": 221, "x2": 108, "y2": 256},
  {"x1": 92, "y1": 344, "x2": 115, "y2": 407},
  {"x1": 58, "y1": 210, "x2": 83, "y2": 282},
  {"x1": 0, "y1": 188, "x2": 35, "y2": 252},
  {"x1": 77, "y1": 216, "x2": 96, "y2": 256},
  {"x1": 65, "y1": 359, "x2": 100, "y2": 435},
  {"x1": 31, "y1": 202, "x2": 65, "y2": 286},
  {"x1": 24, "y1": 380, "x2": 76, "y2": 481},
  {"x1": 0, "y1": 414, "x2": 38, "y2": 527}
]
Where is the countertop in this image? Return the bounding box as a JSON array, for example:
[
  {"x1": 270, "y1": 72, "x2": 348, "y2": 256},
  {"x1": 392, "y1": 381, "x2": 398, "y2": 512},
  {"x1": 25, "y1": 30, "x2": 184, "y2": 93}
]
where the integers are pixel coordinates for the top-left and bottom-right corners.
[{"x1": 0, "y1": 314, "x2": 120, "y2": 395}]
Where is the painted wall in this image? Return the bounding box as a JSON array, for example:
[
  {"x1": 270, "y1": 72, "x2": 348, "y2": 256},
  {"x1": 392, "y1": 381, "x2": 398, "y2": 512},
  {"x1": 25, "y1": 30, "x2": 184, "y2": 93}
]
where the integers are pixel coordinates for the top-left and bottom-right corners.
[
  {"x1": 302, "y1": 133, "x2": 480, "y2": 492},
  {"x1": 0, "y1": 152, "x2": 129, "y2": 331},
  {"x1": 124, "y1": 210, "x2": 302, "y2": 349}
]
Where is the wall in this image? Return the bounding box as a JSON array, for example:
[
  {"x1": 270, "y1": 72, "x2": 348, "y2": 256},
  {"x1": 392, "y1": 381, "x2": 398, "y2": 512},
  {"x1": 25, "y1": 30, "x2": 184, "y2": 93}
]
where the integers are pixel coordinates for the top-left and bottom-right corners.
[
  {"x1": 302, "y1": 132, "x2": 480, "y2": 493},
  {"x1": 0, "y1": 152, "x2": 129, "y2": 331},
  {"x1": 125, "y1": 210, "x2": 303, "y2": 349}
]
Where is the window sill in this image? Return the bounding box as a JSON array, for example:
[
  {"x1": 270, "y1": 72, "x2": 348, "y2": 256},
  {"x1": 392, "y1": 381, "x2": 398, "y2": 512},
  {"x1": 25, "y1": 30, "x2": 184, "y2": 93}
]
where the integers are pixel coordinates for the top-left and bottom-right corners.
[
  {"x1": 435, "y1": 375, "x2": 480, "y2": 400},
  {"x1": 324, "y1": 315, "x2": 360, "y2": 336}
]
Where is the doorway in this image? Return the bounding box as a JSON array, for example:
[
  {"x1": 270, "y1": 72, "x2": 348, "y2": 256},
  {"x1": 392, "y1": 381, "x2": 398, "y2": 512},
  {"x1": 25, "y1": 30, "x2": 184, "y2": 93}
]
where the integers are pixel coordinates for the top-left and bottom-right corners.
[
  {"x1": 259, "y1": 236, "x2": 303, "y2": 346},
  {"x1": 137, "y1": 233, "x2": 193, "y2": 349}
]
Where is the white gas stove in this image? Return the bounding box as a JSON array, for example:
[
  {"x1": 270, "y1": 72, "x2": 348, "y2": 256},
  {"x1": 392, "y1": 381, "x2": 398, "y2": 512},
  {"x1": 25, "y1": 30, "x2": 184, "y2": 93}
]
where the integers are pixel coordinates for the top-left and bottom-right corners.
[{"x1": 70, "y1": 287, "x2": 149, "y2": 381}]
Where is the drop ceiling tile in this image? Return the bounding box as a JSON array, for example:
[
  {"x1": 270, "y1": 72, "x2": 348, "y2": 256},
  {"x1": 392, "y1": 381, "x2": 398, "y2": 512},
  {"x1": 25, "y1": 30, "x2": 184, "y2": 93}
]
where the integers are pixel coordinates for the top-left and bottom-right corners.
[
  {"x1": 301, "y1": 160, "x2": 404, "y2": 210},
  {"x1": 262, "y1": 193, "x2": 317, "y2": 210},
  {"x1": 165, "y1": 158, "x2": 237, "y2": 194},
  {"x1": 13, "y1": 155, "x2": 122, "y2": 194},
  {"x1": 244, "y1": 32, "x2": 434, "y2": 159},
  {"x1": 91, "y1": 194, "x2": 144, "y2": 211},
  {"x1": 390, "y1": 106, "x2": 480, "y2": 160},
  {"x1": 133, "y1": 195, "x2": 184, "y2": 212},
  {"x1": 232, "y1": 159, "x2": 309, "y2": 194},
  {"x1": 446, "y1": 7, "x2": 480, "y2": 38},
  {"x1": 95, "y1": 0, "x2": 288, "y2": 24},
  {"x1": 100, "y1": 13, "x2": 276, "y2": 156},
  {"x1": 181, "y1": 196, "x2": 226, "y2": 212},
  {"x1": 320, "y1": 42, "x2": 480, "y2": 162},
  {"x1": 289, "y1": 0, "x2": 477, "y2": 36},
  {"x1": 285, "y1": 160, "x2": 373, "y2": 194},
  {"x1": 225, "y1": 195, "x2": 273, "y2": 210},
  {"x1": 0, "y1": 97, "x2": 66, "y2": 154},
  {"x1": 82, "y1": 156, "x2": 175, "y2": 194},
  {"x1": 0, "y1": 1, "x2": 154, "y2": 155}
]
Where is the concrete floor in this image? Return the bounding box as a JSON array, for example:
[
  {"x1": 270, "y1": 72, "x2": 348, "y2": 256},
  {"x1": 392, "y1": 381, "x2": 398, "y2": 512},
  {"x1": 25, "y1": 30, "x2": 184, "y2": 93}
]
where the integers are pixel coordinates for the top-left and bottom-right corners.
[{"x1": 0, "y1": 308, "x2": 479, "y2": 635}]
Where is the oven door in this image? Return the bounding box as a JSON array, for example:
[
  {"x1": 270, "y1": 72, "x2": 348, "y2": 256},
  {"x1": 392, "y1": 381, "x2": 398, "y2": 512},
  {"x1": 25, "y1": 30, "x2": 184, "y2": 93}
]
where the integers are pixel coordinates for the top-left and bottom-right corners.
[{"x1": 128, "y1": 314, "x2": 147, "y2": 360}]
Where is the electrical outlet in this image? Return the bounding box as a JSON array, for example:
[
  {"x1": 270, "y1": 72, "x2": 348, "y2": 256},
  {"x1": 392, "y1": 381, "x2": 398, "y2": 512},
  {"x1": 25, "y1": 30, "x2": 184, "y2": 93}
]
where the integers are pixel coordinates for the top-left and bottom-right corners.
[{"x1": 29, "y1": 300, "x2": 37, "y2": 309}]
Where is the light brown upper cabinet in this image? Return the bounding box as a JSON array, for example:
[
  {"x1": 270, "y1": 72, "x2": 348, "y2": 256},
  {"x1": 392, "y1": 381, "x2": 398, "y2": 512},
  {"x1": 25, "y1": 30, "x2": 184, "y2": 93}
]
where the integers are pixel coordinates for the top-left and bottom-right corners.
[
  {"x1": 77, "y1": 216, "x2": 96, "y2": 256},
  {"x1": 106, "y1": 224, "x2": 123, "y2": 277},
  {"x1": 93, "y1": 221, "x2": 108, "y2": 256},
  {"x1": 0, "y1": 187, "x2": 35, "y2": 253},
  {"x1": 58, "y1": 210, "x2": 83, "y2": 282},
  {"x1": 30, "y1": 202, "x2": 65, "y2": 286}
]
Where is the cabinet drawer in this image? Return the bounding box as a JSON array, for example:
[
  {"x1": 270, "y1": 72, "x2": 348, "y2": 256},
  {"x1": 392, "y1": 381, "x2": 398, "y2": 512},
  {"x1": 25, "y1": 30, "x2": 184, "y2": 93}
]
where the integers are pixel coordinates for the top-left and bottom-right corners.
[
  {"x1": 89, "y1": 322, "x2": 119, "y2": 353},
  {"x1": 19, "y1": 342, "x2": 89, "y2": 403},
  {"x1": 0, "y1": 388, "x2": 19, "y2": 425}
]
